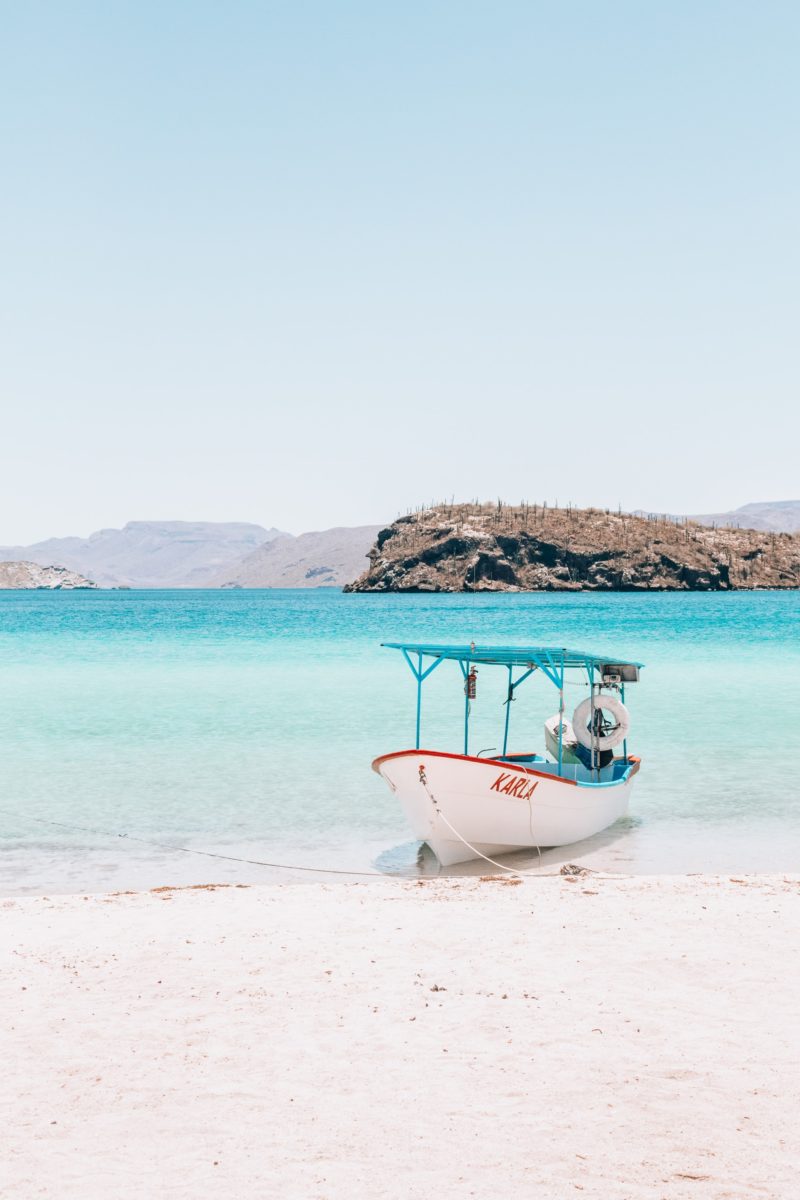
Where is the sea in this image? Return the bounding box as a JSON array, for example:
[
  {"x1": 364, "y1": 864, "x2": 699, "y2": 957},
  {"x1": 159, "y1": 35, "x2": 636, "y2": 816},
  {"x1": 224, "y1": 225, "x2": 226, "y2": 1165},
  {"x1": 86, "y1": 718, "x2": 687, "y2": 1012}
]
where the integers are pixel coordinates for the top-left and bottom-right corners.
[{"x1": 1, "y1": 588, "x2": 798, "y2": 894}]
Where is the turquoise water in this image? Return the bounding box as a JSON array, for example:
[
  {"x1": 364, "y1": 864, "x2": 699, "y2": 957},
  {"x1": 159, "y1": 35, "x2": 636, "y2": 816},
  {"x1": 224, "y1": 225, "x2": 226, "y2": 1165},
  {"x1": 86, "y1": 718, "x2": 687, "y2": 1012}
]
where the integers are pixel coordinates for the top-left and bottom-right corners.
[{"x1": 1, "y1": 589, "x2": 799, "y2": 892}]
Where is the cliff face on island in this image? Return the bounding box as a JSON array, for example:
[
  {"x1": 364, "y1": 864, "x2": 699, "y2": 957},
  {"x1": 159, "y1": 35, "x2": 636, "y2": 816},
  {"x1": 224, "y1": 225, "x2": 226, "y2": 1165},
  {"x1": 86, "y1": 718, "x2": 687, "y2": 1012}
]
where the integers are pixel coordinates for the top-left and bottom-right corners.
[
  {"x1": 0, "y1": 561, "x2": 97, "y2": 589},
  {"x1": 344, "y1": 503, "x2": 800, "y2": 592}
]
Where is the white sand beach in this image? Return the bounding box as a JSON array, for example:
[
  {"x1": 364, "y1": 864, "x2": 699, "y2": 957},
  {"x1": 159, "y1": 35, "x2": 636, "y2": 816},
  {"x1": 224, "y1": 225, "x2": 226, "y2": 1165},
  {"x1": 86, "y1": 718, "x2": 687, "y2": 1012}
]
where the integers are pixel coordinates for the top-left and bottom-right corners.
[{"x1": 2, "y1": 874, "x2": 797, "y2": 1199}]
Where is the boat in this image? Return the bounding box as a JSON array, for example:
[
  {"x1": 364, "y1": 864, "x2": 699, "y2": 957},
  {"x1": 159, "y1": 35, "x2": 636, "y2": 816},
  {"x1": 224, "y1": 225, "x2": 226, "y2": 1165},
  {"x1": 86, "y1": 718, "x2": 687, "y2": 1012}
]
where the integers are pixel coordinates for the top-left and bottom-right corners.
[{"x1": 373, "y1": 642, "x2": 643, "y2": 866}]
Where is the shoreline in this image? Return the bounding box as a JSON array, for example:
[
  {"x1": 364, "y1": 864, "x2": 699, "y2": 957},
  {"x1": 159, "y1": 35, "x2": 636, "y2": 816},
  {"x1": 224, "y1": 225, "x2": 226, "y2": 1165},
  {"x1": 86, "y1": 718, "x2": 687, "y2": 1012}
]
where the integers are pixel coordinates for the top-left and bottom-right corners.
[
  {"x1": 2, "y1": 874, "x2": 797, "y2": 1198},
  {"x1": 4, "y1": 816, "x2": 800, "y2": 896},
  {"x1": 1, "y1": 862, "x2": 797, "y2": 899}
]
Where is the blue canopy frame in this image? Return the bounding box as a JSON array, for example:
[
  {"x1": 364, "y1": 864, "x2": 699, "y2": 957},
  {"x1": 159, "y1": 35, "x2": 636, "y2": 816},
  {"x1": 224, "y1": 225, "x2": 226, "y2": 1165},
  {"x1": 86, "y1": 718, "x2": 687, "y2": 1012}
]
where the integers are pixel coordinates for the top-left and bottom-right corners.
[{"x1": 383, "y1": 642, "x2": 643, "y2": 775}]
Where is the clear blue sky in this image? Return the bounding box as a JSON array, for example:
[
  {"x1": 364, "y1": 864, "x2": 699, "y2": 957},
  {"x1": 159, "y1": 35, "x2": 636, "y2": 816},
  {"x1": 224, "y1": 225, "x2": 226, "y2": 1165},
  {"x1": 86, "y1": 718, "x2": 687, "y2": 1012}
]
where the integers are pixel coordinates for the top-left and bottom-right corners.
[{"x1": 2, "y1": 1, "x2": 798, "y2": 541}]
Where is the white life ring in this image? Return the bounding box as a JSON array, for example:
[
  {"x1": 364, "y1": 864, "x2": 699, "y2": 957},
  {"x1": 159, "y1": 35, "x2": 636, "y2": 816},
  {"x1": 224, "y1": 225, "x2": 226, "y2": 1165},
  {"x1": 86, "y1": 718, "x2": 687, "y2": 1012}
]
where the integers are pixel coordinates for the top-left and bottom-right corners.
[{"x1": 572, "y1": 694, "x2": 630, "y2": 751}]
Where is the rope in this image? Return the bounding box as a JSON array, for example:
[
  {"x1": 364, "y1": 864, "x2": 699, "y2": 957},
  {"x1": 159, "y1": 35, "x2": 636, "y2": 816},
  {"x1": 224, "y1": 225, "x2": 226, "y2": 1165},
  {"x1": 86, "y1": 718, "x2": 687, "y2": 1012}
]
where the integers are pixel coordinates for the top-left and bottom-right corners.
[
  {"x1": 0, "y1": 807, "x2": 388, "y2": 879},
  {"x1": 417, "y1": 767, "x2": 544, "y2": 878},
  {"x1": 0, "y1": 803, "x2": 587, "y2": 885}
]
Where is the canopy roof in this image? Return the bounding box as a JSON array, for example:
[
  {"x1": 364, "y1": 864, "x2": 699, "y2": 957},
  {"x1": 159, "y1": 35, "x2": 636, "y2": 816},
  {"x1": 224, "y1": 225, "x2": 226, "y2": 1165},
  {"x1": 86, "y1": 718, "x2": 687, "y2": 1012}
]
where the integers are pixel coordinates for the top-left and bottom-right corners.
[{"x1": 383, "y1": 642, "x2": 643, "y2": 682}]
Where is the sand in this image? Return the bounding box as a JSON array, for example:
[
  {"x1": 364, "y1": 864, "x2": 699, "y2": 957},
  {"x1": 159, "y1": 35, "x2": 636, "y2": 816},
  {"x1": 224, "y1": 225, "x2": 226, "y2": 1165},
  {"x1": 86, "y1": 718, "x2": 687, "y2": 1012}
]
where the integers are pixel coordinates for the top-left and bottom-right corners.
[{"x1": 2, "y1": 874, "x2": 798, "y2": 1199}]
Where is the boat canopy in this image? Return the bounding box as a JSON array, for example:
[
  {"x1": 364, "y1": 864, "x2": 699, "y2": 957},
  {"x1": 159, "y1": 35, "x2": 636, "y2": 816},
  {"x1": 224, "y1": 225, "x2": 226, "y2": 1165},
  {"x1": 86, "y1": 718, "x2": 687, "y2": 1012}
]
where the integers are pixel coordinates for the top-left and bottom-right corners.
[
  {"x1": 383, "y1": 643, "x2": 643, "y2": 685},
  {"x1": 382, "y1": 641, "x2": 643, "y2": 762}
]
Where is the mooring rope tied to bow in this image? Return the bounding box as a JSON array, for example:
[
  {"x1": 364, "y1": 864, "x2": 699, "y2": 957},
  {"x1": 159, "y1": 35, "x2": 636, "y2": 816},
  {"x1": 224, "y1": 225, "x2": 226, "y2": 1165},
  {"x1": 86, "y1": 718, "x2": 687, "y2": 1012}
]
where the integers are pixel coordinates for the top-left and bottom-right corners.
[{"x1": 417, "y1": 766, "x2": 544, "y2": 877}]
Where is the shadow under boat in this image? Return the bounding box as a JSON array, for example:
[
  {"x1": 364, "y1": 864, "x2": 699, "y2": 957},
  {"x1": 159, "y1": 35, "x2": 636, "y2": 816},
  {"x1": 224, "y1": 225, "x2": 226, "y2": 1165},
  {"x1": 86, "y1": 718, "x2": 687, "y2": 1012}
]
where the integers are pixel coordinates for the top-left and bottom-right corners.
[{"x1": 374, "y1": 813, "x2": 642, "y2": 879}]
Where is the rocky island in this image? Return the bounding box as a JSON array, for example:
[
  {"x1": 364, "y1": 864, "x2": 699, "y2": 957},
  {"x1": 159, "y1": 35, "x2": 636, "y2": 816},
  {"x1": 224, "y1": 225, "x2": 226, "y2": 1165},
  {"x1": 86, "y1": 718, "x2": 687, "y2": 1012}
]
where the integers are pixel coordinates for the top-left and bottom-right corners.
[
  {"x1": 0, "y1": 561, "x2": 97, "y2": 589},
  {"x1": 345, "y1": 502, "x2": 800, "y2": 592}
]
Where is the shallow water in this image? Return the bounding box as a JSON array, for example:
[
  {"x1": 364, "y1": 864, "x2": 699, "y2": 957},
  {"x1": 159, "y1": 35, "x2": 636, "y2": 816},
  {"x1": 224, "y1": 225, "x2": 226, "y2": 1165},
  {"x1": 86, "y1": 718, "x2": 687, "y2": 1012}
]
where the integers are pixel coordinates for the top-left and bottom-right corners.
[{"x1": 1, "y1": 589, "x2": 798, "y2": 892}]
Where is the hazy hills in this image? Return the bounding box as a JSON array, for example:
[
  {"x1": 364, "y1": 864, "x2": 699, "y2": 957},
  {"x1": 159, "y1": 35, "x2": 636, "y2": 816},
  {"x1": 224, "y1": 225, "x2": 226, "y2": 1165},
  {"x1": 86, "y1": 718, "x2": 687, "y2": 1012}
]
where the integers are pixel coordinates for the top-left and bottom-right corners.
[
  {"x1": 0, "y1": 520, "x2": 378, "y2": 588},
  {"x1": 213, "y1": 526, "x2": 382, "y2": 589},
  {"x1": 687, "y1": 500, "x2": 800, "y2": 533},
  {"x1": 635, "y1": 500, "x2": 800, "y2": 534},
  {"x1": 0, "y1": 521, "x2": 283, "y2": 587}
]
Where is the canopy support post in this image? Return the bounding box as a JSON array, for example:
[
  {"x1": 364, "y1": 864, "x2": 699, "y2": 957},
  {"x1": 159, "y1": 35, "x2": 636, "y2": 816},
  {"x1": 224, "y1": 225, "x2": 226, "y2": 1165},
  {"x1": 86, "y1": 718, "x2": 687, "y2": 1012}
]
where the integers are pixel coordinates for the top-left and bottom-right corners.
[
  {"x1": 589, "y1": 665, "x2": 597, "y2": 778},
  {"x1": 461, "y1": 659, "x2": 470, "y2": 756},
  {"x1": 501, "y1": 666, "x2": 536, "y2": 757},
  {"x1": 557, "y1": 650, "x2": 565, "y2": 777},
  {"x1": 502, "y1": 665, "x2": 513, "y2": 755},
  {"x1": 621, "y1": 681, "x2": 627, "y2": 764},
  {"x1": 401, "y1": 650, "x2": 444, "y2": 750}
]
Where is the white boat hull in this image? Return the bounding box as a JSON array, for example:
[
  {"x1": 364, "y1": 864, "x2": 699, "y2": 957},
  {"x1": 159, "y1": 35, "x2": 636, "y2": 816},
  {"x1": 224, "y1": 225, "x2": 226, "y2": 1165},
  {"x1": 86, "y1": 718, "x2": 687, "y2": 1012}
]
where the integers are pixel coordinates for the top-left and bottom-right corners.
[{"x1": 373, "y1": 749, "x2": 640, "y2": 866}]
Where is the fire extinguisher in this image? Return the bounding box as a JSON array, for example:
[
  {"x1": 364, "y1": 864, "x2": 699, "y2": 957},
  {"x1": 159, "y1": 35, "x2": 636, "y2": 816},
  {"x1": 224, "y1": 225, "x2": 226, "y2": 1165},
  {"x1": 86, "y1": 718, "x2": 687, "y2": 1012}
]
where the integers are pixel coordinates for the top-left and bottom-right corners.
[{"x1": 465, "y1": 668, "x2": 478, "y2": 699}]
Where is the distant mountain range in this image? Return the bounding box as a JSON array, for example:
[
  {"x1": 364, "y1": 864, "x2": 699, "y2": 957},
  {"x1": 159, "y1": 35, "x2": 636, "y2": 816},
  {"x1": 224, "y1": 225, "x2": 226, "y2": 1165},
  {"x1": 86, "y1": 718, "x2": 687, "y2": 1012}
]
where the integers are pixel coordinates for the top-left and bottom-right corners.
[
  {"x1": 213, "y1": 526, "x2": 382, "y2": 589},
  {"x1": 695, "y1": 500, "x2": 800, "y2": 532},
  {"x1": 0, "y1": 521, "x2": 283, "y2": 587},
  {"x1": 0, "y1": 520, "x2": 378, "y2": 588},
  {"x1": 642, "y1": 500, "x2": 800, "y2": 534},
  {"x1": 1, "y1": 502, "x2": 798, "y2": 588}
]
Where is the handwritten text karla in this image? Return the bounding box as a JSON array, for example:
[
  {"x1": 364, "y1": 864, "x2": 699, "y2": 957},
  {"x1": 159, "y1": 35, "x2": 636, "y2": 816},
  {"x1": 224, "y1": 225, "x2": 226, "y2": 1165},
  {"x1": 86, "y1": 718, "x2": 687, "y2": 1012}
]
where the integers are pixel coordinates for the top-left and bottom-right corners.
[{"x1": 490, "y1": 772, "x2": 539, "y2": 801}]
